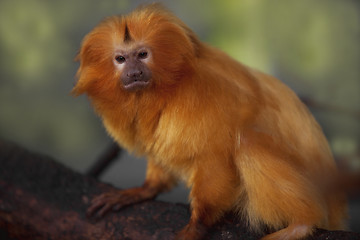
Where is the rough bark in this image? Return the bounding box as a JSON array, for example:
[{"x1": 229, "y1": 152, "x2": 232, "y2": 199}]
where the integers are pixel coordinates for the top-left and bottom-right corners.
[{"x1": 0, "y1": 140, "x2": 359, "y2": 240}]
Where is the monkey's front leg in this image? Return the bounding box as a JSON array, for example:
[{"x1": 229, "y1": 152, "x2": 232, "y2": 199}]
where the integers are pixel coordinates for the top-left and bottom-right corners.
[
  {"x1": 175, "y1": 159, "x2": 239, "y2": 240},
  {"x1": 87, "y1": 159, "x2": 177, "y2": 218}
]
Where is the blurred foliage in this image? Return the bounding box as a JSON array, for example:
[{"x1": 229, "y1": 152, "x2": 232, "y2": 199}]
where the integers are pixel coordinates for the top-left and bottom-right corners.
[{"x1": 0, "y1": 0, "x2": 359, "y2": 171}]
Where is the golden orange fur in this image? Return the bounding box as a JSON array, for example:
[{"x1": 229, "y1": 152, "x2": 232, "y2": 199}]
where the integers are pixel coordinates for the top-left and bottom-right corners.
[{"x1": 73, "y1": 4, "x2": 347, "y2": 240}]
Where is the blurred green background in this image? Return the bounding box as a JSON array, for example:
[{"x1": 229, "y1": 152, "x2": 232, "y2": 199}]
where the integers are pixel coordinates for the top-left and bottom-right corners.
[{"x1": 0, "y1": 0, "x2": 359, "y2": 232}]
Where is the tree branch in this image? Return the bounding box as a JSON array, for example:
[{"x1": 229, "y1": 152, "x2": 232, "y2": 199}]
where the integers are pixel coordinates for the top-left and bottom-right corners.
[{"x1": 0, "y1": 140, "x2": 358, "y2": 239}]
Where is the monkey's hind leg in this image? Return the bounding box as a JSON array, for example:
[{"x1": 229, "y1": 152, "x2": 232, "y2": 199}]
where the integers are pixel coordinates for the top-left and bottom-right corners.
[{"x1": 237, "y1": 135, "x2": 326, "y2": 240}]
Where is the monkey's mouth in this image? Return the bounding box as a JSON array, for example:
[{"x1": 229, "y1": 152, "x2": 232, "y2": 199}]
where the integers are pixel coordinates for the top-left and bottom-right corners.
[{"x1": 123, "y1": 79, "x2": 150, "y2": 91}]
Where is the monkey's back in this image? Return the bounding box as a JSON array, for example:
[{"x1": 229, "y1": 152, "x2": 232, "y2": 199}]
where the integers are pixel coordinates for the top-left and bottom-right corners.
[{"x1": 196, "y1": 45, "x2": 348, "y2": 231}]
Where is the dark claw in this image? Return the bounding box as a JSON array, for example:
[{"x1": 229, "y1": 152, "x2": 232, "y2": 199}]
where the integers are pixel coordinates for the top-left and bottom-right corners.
[
  {"x1": 87, "y1": 200, "x2": 104, "y2": 217},
  {"x1": 86, "y1": 191, "x2": 123, "y2": 218},
  {"x1": 97, "y1": 202, "x2": 113, "y2": 218}
]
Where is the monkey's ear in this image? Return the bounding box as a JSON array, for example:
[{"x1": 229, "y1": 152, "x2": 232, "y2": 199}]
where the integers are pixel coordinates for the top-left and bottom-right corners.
[
  {"x1": 71, "y1": 59, "x2": 93, "y2": 97},
  {"x1": 71, "y1": 69, "x2": 90, "y2": 97},
  {"x1": 71, "y1": 38, "x2": 100, "y2": 97},
  {"x1": 71, "y1": 54, "x2": 84, "y2": 96},
  {"x1": 71, "y1": 81, "x2": 85, "y2": 97}
]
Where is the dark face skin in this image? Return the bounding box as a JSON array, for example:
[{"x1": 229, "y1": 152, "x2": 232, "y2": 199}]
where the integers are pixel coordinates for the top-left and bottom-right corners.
[{"x1": 113, "y1": 47, "x2": 152, "y2": 92}]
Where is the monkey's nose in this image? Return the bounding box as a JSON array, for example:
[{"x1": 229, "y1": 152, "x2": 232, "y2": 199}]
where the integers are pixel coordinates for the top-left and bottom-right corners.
[
  {"x1": 127, "y1": 70, "x2": 143, "y2": 79},
  {"x1": 122, "y1": 67, "x2": 150, "y2": 91}
]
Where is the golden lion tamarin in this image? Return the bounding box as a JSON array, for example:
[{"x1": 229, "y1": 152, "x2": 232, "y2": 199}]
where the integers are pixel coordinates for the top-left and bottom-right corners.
[{"x1": 72, "y1": 4, "x2": 347, "y2": 240}]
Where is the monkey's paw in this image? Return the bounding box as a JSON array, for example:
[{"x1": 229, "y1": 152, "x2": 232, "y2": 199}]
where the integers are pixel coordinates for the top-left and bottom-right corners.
[{"x1": 87, "y1": 188, "x2": 151, "y2": 218}]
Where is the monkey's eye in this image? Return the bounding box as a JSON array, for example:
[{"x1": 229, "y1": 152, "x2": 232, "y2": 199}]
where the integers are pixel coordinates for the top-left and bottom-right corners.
[
  {"x1": 115, "y1": 55, "x2": 126, "y2": 64},
  {"x1": 138, "y1": 51, "x2": 148, "y2": 59}
]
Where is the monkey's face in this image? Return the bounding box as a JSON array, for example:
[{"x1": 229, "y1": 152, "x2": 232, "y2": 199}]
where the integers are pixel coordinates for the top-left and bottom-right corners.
[
  {"x1": 113, "y1": 46, "x2": 152, "y2": 92},
  {"x1": 73, "y1": 7, "x2": 198, "y2": 97}
]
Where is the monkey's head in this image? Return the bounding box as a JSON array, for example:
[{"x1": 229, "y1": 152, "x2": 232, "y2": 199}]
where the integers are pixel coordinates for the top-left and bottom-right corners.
[{"x1": 72, "y1": 4, "x2": 199, "y2": 99}]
